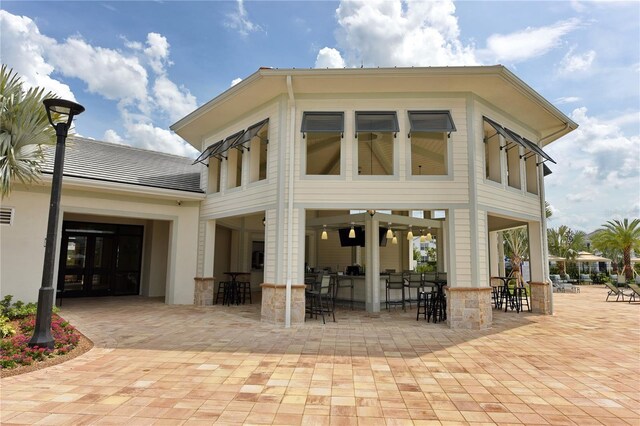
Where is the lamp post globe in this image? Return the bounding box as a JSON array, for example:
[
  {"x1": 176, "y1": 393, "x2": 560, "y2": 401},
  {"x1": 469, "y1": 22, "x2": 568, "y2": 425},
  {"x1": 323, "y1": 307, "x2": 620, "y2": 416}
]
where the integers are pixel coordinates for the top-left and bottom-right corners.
[{"x1": 28, "y1": 98, "x2": 84, "y2": 349}]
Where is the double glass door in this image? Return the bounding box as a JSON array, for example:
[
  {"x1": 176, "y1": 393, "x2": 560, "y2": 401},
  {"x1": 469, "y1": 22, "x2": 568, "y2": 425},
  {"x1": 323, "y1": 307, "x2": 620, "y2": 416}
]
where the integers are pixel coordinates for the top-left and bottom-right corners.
[{"x1": 59, "y1": 222, "x2": 143, "y2": 297}]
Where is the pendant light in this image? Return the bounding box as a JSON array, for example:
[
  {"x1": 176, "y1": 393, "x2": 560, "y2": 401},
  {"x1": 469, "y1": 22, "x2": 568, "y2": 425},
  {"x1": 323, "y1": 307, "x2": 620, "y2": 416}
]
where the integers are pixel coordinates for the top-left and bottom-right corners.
[
  {"x1": 321, "y1": 225, "x2": 328, "y2": 240},
  {"x1": 386, "y1": 223, "x2": 393, "y2": 239},
  {"x1": 420, "y1": 229, "x2": 426, "y2": 243},
  {"x1": 426, "y1": 229, "x2": 433, "y2": 242},
  {"x1": 349, "y1": 222, "x2": 356, "y2": 239},
  {"x1": 392, "y1": 232, "x2": 398, "y2": 245},
  {"x1": 407, "y1": 225, "x2": 413, "y2": 240}
]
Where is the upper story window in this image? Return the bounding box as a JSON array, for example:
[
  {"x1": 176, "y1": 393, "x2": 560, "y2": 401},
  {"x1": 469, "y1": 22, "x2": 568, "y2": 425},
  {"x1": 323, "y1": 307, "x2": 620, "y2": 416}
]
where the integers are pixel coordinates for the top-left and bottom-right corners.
[
  {"x1": 355, "y1": 112, "x2": 398, "y2": 176},
  {"x1": 408, "y1": 111, "x2": 455, "y2": 176},
  {"x1": 302, "y1": 112, "x2": 343, "y2": 175},
  {"x1": 238, "y1": 119, "x2": 269, "y2": 182},
  {"x1": 223, "y1": 131, "x2": 245, "y2": 189}
]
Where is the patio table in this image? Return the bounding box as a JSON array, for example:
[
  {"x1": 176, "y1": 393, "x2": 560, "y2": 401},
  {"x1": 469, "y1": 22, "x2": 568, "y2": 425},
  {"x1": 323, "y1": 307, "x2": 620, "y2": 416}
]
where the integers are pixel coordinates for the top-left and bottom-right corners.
[{"x1": 223, "y1": 272, "x2": 250, "y2": 305}]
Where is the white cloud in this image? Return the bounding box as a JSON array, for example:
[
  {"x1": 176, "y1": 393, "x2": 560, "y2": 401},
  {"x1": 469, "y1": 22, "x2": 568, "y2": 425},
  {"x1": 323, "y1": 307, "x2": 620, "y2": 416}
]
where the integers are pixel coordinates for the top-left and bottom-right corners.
[
  {"x1": 230, "y1": 77, "x2": 243, "y2": 87},
  {"x1": 123, "y1": 116, "x2": 198, "y2": 158},
  {"x1": 545, "y1": 107, "x2": 640, "y2": 231},
  {"x1": 48, "y1": 36, "x2": 149, "y2": 103},
  {"x1": 0, "y1": 11, "x2": 75, "y2": 101},
  {"x1": 153, "y1": 75, "x2": 197, "y2": 122},
  {"x1": 485, "y1": 18, "x2": 581, "y2": 63},
  {"x1": 103, "y1": 129, "x2": 125, "y2": 144},
  {"x1": 225, "y1": 0, "x2": 262, "y2": 37},
  {"x1": 558, "y1": 47, "x2": 596, "y2": 75},
  {"x1": 555, "y1": 96, "x2": 582, "y2": 104},
  {"x1": 315, "y1": 47, "x2": 346, "y2": 68},
  {"x1": 144, "y1": 32, "x2": 171, "y2": 74},
  {"x1": 0, "y1": 10, "x2": 199, "y2": 157},
  {"x1": 316, "y1": 0, "x2": 477, "y2": 68}
]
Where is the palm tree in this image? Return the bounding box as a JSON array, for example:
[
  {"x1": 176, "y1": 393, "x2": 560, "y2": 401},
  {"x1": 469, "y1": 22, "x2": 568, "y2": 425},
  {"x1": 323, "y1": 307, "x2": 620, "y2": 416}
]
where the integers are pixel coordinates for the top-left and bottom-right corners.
[
  {"x1": 0, "y1": 65, "x2": 57, "y2": 198},
  {"x1": 547, "y1": 225, "x2": 587, "y2": 275},
  {"x1": 503, "y1": 226, "x2": 528, "y2": 285},
  {"x1": 591, "y1": 219, "x2": 640, "y2": 282}
]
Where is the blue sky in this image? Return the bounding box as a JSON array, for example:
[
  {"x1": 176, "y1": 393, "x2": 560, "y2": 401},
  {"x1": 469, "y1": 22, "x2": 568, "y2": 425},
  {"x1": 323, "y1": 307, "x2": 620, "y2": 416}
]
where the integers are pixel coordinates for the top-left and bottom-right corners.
[{"x1": 1, "y1": 0, "x2": 638, "y2": 232}]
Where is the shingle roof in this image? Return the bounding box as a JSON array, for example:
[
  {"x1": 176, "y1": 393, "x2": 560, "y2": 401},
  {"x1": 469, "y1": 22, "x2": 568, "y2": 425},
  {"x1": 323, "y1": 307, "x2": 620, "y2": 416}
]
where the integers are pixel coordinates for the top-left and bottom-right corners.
[{"x1": 42, "y1": 137, "x2": 203, "y2": 193}]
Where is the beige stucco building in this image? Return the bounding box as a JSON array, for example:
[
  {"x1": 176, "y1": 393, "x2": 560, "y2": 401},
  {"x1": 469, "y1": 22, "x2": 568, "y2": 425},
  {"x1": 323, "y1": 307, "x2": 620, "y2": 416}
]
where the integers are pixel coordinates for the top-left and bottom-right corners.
[
  {"x1": 1, "y1": 138, "x2": 204, "y2": 305},
  {"x1": 171, "y1": 66, "x2": 577, "y2": 329},
  {"x1": 1, "y1": 66, "x2": 577, "y2": 330}
]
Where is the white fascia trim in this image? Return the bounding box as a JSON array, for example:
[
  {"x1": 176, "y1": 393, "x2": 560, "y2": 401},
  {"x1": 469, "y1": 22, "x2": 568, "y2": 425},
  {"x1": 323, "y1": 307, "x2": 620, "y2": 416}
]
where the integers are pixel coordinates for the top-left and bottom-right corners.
[{"x1": 40, "y1": 174, "x2": 206, "y2": 201}]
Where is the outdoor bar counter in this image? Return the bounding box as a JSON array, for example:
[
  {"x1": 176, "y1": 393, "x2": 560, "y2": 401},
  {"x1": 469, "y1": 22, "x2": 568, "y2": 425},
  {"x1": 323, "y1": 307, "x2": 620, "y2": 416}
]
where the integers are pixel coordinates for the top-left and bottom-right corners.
[{"x1": 334, "y1": 274, "x2": 404, "y2": 309}]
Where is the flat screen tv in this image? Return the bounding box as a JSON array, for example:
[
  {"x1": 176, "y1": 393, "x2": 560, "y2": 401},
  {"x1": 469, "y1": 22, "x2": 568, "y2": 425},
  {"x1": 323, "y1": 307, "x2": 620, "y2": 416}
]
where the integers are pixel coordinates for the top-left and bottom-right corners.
[{"x1": 338, "y1": 227, "x2": 365, "y2": 247}]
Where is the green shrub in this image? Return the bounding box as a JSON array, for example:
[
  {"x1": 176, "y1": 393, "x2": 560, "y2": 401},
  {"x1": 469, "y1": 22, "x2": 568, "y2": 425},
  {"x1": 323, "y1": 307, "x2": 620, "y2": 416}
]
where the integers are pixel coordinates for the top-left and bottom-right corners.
[{"x1": 0, "y1": 316, "x2": 15, "y2": 338}]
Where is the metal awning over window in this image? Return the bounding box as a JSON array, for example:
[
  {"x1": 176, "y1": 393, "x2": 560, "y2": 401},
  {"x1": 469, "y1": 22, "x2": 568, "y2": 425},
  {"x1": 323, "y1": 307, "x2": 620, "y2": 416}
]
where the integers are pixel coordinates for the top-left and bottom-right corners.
[
  {"x1": 483, "y1": 116, "x2": 555, "y2": 164},
  {"x1": 301, "y1": 112, "x2": 344, "y2": 138},
  {"x1": 355, "y1": 111, "x2": 399, "y2": 137},
  {"x1": 232, "y1": 118, "x2": 269, "y2": 151},
  {"x1": 408, "y1": 111, "x2": 456, "y2": 137},
  {"x1": 220, "y1": 130, "x2": 245, "y2": 158},
  {"x1": 193, "y1": 140, "x2": 223, "y2": 165}
]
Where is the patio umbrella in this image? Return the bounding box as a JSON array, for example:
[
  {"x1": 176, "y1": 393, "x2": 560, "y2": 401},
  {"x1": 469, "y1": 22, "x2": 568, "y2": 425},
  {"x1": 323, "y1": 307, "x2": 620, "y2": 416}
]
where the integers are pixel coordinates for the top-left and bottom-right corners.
[
  {"x1": 573, "y1": 251, "x2": 612, "y2": 274},
  {"x1": 548, "y1": 255, "x2": 566, "y2": 262}
]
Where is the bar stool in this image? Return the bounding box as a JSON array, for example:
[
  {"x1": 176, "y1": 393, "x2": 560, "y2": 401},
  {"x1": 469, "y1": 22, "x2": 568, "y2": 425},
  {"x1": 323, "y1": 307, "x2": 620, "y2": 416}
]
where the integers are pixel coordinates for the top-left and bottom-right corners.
[
  {"x1": 238, "y1": 281, "x2": 252, "y2": 304},
  {"x1": 416, "y1": 285, "x2": 435, "y2": 320},
  {"x1": 335, "y1": 275, "x2": 354, "y2": 310},
  {"x1": 386, "y1": 273, "x2": 406, "y2": 311},
  {"x1": 214, "y1": 281, "x2": 228, "y2": 305}
]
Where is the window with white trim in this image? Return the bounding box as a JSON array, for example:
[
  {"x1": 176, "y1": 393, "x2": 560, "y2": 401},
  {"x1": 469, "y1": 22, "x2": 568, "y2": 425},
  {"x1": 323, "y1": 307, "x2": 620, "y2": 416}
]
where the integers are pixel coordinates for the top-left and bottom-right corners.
[
  {"x1": 356, "y1": 112, "x2": 398, "y2": 176},
  {"x1": 302, "y1": 112, "x2": 343, "y2": 176}
]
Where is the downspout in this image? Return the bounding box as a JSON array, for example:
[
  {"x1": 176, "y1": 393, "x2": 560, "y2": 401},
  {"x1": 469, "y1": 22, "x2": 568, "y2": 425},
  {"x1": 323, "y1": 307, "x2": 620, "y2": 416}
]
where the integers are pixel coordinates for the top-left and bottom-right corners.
[{"x1": 285, "y1": 75, "x2": 295, "y2": 328}]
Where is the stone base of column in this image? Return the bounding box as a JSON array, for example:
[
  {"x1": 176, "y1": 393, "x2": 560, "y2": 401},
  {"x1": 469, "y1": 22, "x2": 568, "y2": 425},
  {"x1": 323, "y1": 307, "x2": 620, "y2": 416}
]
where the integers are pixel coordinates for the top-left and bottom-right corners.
[
  {"x1": 194, "y1": 277, "x2": 215, "y2": 306},
  {"x1": 446, "y1": 287, "x2": 492, "y2": 330},
  {"x1": 260, "y1": 283, "x2": 306, "y2": 325},
  {"x1": 529, "y1": 281, "x2": 551, "y2": 314}
]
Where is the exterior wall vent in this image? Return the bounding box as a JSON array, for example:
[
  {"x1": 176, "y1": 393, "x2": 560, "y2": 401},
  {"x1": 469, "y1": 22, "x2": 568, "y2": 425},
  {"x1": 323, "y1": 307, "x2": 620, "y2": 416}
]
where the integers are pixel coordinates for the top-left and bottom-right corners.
[{"x1": 0, "y1": 207, "x2": 14, "y2": 226}]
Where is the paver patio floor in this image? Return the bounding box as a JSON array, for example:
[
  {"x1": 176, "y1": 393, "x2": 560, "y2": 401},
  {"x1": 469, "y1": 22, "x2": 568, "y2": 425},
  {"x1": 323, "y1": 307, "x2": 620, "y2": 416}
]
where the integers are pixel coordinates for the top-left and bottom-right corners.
[{"x1": 1, "y1": 286, "x2": 639, "y2": 425}]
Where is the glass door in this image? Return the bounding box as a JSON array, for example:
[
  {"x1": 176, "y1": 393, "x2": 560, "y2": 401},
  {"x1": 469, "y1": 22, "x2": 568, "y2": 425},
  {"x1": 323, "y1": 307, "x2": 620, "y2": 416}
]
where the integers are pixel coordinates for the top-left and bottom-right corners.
[{"x1": 58, "y1": 222, "x2": 143, "y2": 297}]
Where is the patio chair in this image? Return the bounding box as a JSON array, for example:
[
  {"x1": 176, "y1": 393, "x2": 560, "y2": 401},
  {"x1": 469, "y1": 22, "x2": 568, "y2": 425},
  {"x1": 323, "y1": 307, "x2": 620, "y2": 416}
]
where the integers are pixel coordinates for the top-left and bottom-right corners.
[
  {"x1": 579, "y1": 274, "x2": 593, "y2": 285},
  {"x1": 404, "y1": 272, "x2": 424, "y2": 308},
  {"x1": 549, "y1": 275, "x2": 563, "y2": 293},
  {"x1": 306, "y1": 274, "x2": 335, "y2": 324},
  {"x1": 627, "y1": 283, "x2": 640, "y2": 303},
  {"x1": 386, "y1": 273, "x2": 406, "y2": 311},
  {"x1": 603, "y1": 281, "x2": 629, "y2": 302}
]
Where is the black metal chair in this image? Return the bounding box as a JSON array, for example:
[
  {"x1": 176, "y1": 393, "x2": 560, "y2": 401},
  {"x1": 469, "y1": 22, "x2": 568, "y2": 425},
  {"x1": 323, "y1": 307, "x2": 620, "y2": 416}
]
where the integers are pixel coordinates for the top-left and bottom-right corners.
[
  {"x1": 306, "y1": 274, "x2": 335, "y2": 324},
  {"x1": 214, "y1": 281, "x2": 228, "y2": 305},
  {"x1": 238, "y1": 280, "x2": 252, "y2": 304},
  {"x1": 386, "y1": 273, "x2": 406, "y2": 311},
  {"x1": 404, "y1": 272, "x2": 423, "y2": 308},
  {"x1": 416, "y1": 283, "x2": 436, "y2": 320}
]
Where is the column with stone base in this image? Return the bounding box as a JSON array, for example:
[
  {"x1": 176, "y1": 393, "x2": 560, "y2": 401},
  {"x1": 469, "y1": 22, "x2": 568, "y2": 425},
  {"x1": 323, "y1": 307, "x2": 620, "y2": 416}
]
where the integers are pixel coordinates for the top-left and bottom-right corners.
[
  {"x1": 194, "y1": 277, "x2": 215, "y2": 306},
  {"x1": 447, "y1": 287, "x2": 492, "y2": 330},
  {"x1": 260, "y1": 283, "x2": 306, "y2": 325},
  {"x1": 528, "y1": 281, "x2": 551, "y2": 314}
]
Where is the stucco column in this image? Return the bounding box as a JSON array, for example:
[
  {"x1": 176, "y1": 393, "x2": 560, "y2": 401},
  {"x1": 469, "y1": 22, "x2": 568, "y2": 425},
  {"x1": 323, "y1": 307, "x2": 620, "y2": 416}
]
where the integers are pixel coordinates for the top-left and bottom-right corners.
[
  {"x1": 489, "y1": 231, "x2": 500, "y2": 277},
  {"x1": 260, "y1": 208, "x2": 305, "y2": 325},
  {"x1": 446, "y1": 208, "x2": 492, "y2": 330},
  {"x1": 527, "y1": 220, "x2": 550, "y2": 314},
  {"x1": 365, "y1": 215, "x2": 380, "y2": 313}
]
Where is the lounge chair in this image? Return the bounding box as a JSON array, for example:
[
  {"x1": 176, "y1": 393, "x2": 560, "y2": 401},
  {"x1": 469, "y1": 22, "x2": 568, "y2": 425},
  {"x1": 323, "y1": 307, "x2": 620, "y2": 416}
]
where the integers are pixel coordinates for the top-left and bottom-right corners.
[
  {"x1": 579, "y1": 274, "x2": 593, "y2": 285},
  {"x1": 627, "y1": 283, "x2": 640, "y2": 303},
  {"x1": 603, "y1": 281, "x2": 629, "y2": 302},
  {"x1": 549, "y1": 275, "x2": 563, "y2": 293}
]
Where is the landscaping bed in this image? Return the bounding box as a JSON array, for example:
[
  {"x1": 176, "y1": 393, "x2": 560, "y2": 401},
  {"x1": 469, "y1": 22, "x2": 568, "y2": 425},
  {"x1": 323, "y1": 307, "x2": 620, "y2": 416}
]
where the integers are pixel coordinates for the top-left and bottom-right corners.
[{"x1": 0, "y1": 296, "x2": 93, "y2": 378}]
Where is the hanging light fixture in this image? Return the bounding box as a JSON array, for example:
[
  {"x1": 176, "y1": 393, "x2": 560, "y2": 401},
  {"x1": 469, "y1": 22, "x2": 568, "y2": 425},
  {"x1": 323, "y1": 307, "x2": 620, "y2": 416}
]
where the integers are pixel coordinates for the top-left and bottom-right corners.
[
  {"x1": 392, "y1": 232, "x2": 398, "y2": 245},
  {"x1": 321, "y1": 225, "x2": 328, "y2": 240},
  {"x1": 426, "y1": 229, "x2": 433, "y2": 241},
  {"x1": 349, "y1": 222, "x2": 356, "y2": 239},
  {"x1": 420, "y1": 230, "x2": 426, "y2": 243},
  {"x1": 386, "y1": 223, "x2": 393, "y2": 239},
  {"x1": 407, "y1": 225, "x2": 413, "y2": 240}
]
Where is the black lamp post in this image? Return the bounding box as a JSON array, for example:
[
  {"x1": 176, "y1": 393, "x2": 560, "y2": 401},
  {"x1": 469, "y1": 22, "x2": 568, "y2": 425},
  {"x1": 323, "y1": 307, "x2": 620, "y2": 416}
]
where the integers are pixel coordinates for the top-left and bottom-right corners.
[{"x1": 28, "y1": 98, "x2": 84, "y2": 349}]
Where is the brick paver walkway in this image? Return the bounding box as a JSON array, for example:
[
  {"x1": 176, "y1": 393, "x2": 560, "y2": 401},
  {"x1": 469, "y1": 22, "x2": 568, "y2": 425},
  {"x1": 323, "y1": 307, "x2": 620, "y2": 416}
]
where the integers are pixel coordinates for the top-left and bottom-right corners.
[{"x1": 1, "y1": 286, "x2": 639, "y2": 425}]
